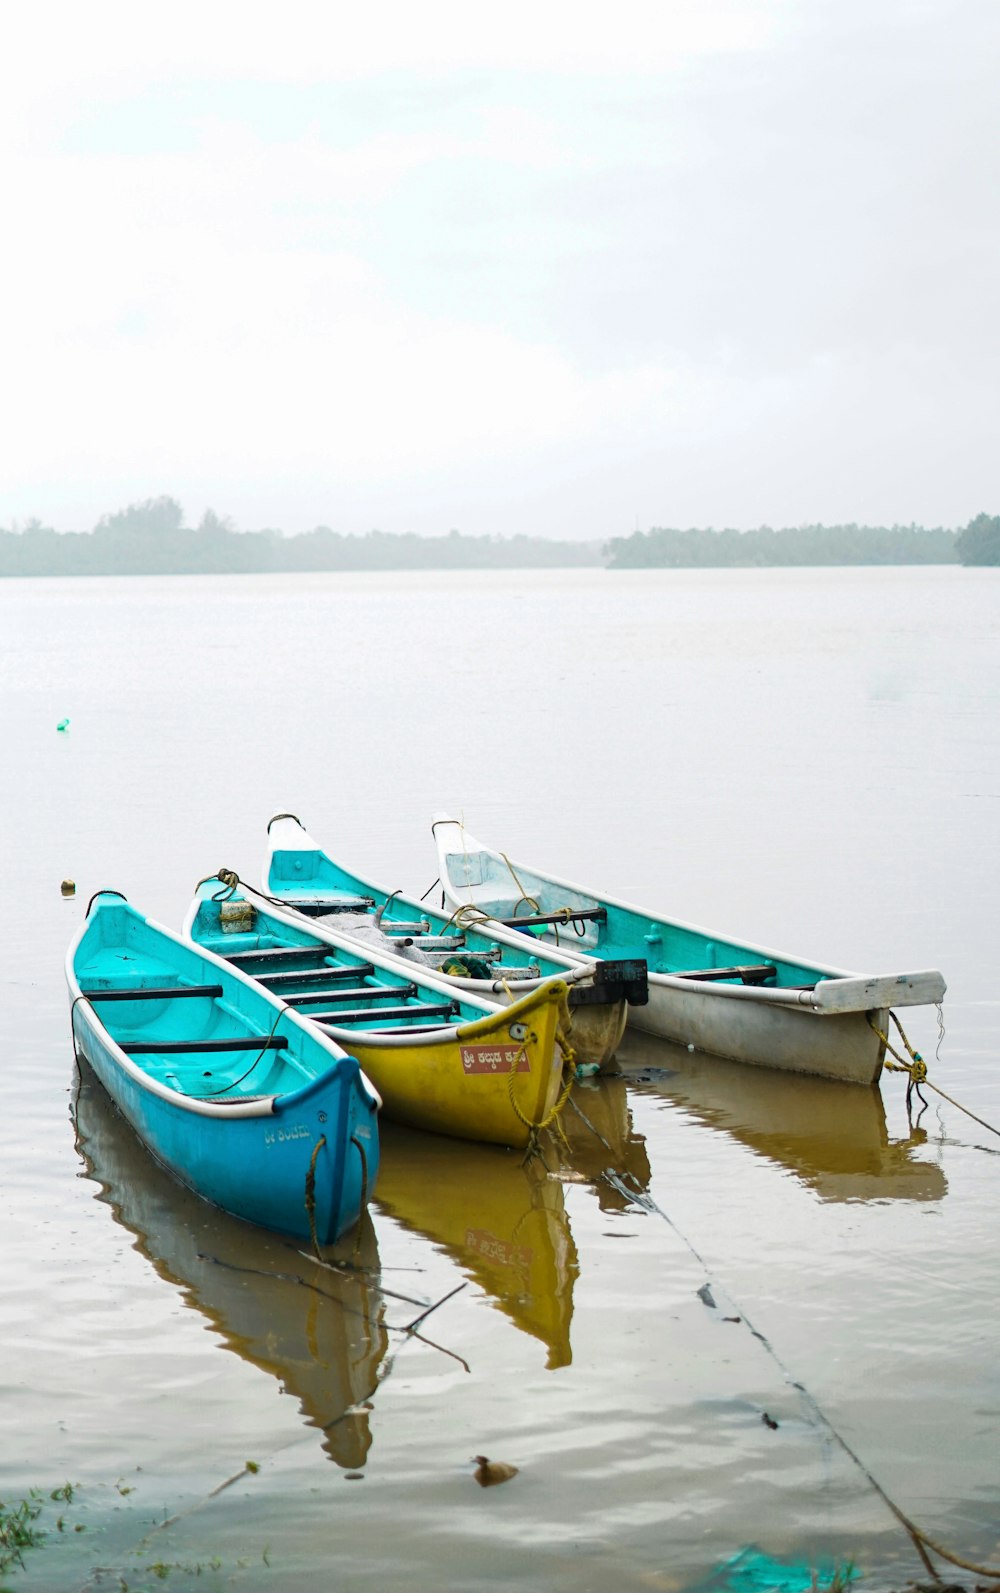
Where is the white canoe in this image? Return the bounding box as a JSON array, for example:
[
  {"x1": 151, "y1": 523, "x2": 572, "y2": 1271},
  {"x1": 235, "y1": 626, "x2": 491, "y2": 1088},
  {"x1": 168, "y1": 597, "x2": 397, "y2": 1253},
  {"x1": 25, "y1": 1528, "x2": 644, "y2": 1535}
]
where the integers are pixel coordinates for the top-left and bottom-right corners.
[{"x1": 431, "y1": 815, "x2": 946, "y2": 1087}]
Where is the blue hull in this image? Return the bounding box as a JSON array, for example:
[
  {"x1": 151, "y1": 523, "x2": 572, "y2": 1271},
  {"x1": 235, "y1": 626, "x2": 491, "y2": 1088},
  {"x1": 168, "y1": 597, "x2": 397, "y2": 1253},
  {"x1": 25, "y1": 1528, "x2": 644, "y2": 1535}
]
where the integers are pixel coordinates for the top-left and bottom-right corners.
[{"x1": 68, "y1": 894, "x2": 380, "y2": 1243}]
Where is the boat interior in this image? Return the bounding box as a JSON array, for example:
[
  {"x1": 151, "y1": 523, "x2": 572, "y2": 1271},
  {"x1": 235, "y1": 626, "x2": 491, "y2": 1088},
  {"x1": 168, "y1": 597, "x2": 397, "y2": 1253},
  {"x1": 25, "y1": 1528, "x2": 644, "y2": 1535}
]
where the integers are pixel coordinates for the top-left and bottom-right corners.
[
  {"x1": 440, "y1": 846, "x2": 824, "y2": 985},
  {"x1": 192, "y1": 898, "x2": 494, "y2": 1039}
]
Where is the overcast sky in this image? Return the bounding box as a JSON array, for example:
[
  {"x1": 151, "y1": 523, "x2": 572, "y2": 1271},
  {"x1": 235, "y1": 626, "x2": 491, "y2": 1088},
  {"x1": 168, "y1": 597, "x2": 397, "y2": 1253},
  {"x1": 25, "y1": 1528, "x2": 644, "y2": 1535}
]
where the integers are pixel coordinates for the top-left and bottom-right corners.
[{"x1": 1, "y1": 0, "x2": 996, "y2": 538}]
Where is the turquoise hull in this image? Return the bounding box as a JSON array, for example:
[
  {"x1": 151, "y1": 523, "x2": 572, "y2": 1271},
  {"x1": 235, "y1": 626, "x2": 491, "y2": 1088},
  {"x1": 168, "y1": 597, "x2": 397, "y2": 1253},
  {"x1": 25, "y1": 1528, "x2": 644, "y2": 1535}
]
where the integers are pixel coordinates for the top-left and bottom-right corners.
[{"x1": 67, "y1": 893, "x2": 380, "y2": 1243}]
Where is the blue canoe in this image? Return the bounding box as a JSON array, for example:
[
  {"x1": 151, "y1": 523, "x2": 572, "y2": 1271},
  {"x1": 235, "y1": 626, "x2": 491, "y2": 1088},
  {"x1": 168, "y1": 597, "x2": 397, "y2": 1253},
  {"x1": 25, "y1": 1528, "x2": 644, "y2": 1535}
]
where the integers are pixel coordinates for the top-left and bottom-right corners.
[{"x1": 67, "y1": 891, "x2": 381, "y2": 1243}]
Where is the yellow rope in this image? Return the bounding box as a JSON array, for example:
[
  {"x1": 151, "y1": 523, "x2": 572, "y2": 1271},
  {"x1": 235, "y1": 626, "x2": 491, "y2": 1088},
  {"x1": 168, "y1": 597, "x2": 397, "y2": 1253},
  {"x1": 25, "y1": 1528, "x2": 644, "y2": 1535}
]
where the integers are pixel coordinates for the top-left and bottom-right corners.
[
  {"x1": 901, "y1": 1527, "x2": 1000, "y2": 1580},
  {"x1": 500, "y1": 851, "x2": 541, "y2": 918},
  {"x1": 505, "y1": 997, "x2": 578, "y2": 1155},
  {"x1": 870, "y1": 1012, "x2": 1000, "y2": 1141},
  {"x1": 439, "y1": 901, "x2": 493, "y2": 934}
]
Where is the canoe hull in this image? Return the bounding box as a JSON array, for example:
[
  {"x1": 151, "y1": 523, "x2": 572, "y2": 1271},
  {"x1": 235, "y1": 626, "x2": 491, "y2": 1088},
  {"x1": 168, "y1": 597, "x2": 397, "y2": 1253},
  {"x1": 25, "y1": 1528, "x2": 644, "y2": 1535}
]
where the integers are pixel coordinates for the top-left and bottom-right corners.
[
  {"x1": 68, "y1": 897, "x2": 379, "y2": 1243},
  {"x1": 333, "y1": 980, "x2": 570, "y2": 1149},
  {"x1": 635, "y1": 976, "x2": 888, "y2": 1086},
  {"x1": 71, "y1": 1009, "x2": 377, "y2": 1244},
  {"x1": 432, "y1": 814, "x2": 946, "y2": 1087}
]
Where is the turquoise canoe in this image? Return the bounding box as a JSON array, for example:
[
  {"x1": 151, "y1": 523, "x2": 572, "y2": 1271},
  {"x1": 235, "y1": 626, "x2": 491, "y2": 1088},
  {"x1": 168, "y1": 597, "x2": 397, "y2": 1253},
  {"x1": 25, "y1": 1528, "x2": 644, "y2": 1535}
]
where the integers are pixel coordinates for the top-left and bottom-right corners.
[
  {"x1": 262, "y1": 813, "x2": 647, "y2": 1070},
  {"x1": 431, "y1": 815, "x2": 948, "y2": 1087},
  {"x1": 67, "y1": 891, "x2": 380, "y2": 1243}
]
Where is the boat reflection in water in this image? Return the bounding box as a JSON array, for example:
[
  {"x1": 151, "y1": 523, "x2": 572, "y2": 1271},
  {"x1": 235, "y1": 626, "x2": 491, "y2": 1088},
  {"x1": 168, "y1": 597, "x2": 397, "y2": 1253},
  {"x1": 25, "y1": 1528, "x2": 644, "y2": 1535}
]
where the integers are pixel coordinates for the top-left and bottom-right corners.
[
  {"x1": 615, "y1": 1031, "x2": 947, "y2": 1203},
  {"x1": 373, "y1": 1076, "x2": 652, "y2": 1370},
  {"x1": 558, "y1": 1075, "x2": 653, "y2": 1211},
  {"x1": 73, "y1": 1062, "x2": 390, "y2": 1469},
  {"x1": 374, "y1": 1122, "x2": 576, "y2": 1370}
]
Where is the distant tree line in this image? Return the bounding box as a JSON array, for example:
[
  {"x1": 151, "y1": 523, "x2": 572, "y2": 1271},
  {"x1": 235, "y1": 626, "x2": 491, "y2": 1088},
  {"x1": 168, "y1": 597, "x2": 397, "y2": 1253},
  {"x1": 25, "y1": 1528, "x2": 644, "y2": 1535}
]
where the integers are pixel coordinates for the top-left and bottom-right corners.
[
  {"x1": 953, "y1": 513, "x2": 1000, "y2": 566},
  {"x1": 604, "y1": 514, "x2": 1000, "y2": 567},
  {"x1": 2, "y1": 497, "x2": 998, "y2": 576},
  {"x1": 604, "y1": 520, "x2": 987, "y2": 568},
  {"x1": 0, "y1": 497, "x2": 602, "y2": 576}
]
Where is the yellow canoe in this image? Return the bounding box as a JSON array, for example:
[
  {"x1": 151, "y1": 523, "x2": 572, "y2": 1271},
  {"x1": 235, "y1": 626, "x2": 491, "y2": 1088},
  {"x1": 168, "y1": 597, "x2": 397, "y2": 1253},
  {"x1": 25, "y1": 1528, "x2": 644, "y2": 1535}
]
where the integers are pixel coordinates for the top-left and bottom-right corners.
[{"x1": 344, "y1": 976, "x2": 574, "y2": 1149}]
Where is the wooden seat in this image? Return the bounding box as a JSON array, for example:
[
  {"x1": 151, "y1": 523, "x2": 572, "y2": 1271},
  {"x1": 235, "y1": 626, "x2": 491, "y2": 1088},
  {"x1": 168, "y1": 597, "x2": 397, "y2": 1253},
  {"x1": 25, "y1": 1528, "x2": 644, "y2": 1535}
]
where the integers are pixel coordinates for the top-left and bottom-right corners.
[
  {"x1": 82, "y1": 984, "x2": 224, "y2": 1002},
  {"x1": 498, "y1": 906, "x2": 607, "y2": 930},
  {"x1": 225, "y1": 944, "x2": 331, "y2": 967},
  {"x1": 312, "y1": 1003, "x2": 456, "y2": 1026},
  {"x1": 256, "y1": 964, "x2": 371, "y2": 988},
  {"x1": 121, "y1": 1036, "x2": 288, "y2": 1054},
  {"x1": 288, "y1": 983, "x2": 417, "y2": 1007},
  {"x1": 672, "y1": 964, "x2": 777, "y2": 985}
]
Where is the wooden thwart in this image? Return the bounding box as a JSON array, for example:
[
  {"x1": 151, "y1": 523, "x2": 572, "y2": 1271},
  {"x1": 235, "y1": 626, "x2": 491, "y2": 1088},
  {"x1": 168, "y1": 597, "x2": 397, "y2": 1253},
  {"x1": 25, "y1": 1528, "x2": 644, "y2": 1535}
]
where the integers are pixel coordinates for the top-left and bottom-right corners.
[
  {"x1": 83, "y1": 984, "x2": 225, "y2": 1002},
  {"x1": 225, "y1": 944, "x2": 331, "y2": 967},
  {"x1": 256, "y1": 964, "x2": 373, "y2": 987},
  {"x1": 672, "y1": 964, "x2": 777, "y2": 985},
  {"x1": 312, "y1": 1003, "x2": 456, "y2": 1026},
  {"x1": 499, "y1": 906, "x2": 607, "y2": 930},
  {"x1": 288, "y1": 983, "x2": 417, "y2": 1006},
  {"x1": 121, "y1": 1036, "x2": 289, "y2": 1054}
]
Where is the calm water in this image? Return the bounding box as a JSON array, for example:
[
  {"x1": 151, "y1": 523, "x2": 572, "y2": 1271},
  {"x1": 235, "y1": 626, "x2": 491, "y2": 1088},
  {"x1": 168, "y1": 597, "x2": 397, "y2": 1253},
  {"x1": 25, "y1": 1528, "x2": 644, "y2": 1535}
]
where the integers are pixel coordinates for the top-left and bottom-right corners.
[{"x1": 0, "y1": 566, "x2": 997, "y2": 1592}]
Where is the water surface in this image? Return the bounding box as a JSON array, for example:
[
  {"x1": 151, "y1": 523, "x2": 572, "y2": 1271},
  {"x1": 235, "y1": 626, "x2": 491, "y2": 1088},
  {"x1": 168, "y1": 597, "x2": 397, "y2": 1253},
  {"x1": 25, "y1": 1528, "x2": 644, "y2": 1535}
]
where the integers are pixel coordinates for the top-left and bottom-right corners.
[{"x1": 0, "y1": 566, "x2": 997, "y2": 1591}]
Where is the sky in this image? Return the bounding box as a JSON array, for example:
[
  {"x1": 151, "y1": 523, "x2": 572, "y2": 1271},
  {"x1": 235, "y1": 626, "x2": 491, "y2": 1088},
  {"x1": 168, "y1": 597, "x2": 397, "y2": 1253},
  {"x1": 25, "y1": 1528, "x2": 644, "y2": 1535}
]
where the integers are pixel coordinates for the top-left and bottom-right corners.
[{"x1": 1, "y1": 0, "x2": 997, "y2": 539}]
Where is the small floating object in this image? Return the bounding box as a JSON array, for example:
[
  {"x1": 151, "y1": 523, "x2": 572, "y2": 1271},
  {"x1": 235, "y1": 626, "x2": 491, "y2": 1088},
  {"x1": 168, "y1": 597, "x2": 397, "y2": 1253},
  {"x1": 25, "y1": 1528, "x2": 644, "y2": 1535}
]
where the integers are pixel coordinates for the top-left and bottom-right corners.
[
  {"x1": 473, "y1": 1455, "x2": 518, "y2": 1488},
  {"x1": 61, "y1": 879, "x2": 76, "y2": 897},
  {"x1": 56, "y1": 718, "x2": 70, "y2": 732}
]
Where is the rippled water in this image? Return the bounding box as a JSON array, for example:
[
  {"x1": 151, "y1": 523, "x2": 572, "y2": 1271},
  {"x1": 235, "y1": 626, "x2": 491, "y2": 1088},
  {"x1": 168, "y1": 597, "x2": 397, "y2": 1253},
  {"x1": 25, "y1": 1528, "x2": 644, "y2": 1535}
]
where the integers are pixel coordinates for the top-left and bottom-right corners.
[{"x1": 0, "y1": 566, "x2": 997, "y2": 1592}]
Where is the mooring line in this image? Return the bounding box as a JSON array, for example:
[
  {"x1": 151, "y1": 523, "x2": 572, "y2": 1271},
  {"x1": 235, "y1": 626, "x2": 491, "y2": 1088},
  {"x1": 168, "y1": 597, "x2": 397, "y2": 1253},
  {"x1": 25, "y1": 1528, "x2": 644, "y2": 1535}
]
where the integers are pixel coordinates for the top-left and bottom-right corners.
[{"x1": 602, "y1": 1165, "x2": 1000, "y2": 1582}]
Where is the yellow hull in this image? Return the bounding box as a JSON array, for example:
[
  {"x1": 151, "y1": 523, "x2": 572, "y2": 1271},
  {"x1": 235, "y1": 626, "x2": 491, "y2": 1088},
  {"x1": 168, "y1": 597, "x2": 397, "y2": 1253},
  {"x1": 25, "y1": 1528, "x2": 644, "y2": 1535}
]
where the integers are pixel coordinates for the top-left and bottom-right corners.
[
  {"x1": 343, "y1": 979, "x2": 571, "y2": 1149},
  {"x1": 374, "y1": 1121, "x2": 577, "y2": 1367}
]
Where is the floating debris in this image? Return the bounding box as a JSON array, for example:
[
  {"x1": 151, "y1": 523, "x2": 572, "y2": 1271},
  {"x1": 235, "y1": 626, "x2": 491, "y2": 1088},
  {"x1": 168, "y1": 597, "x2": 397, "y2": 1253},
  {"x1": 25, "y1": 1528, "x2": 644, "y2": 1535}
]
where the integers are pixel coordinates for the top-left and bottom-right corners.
[
  {"x1": 61, "y1": 880, "x2": 76, "y2": 897},
  {"x1": 56, "y1": 719, "x2": 70, "y2": 733},
  {"x1": 697, "y1": 1546, "x2": 855, "y2": 1592},
  {"x1": 761, "y1": 1412, "x2": 779, "y2": 1430}
]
